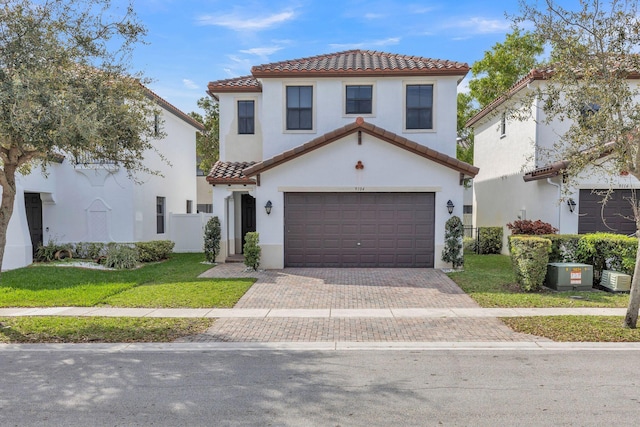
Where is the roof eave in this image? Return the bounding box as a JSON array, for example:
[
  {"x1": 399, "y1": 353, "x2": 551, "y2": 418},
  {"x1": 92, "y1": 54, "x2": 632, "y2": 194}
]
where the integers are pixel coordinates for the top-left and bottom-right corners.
[
  {"x1": 251, "y1": 69, "x2": 469, "y2": 79},
  {"x1": 243, "y1": 118, "x2": 479, "y2": 178}
]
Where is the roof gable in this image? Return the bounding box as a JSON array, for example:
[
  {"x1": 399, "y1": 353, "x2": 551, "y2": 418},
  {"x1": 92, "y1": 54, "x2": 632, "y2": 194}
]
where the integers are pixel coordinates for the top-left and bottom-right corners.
[
  {"x1": 242, "y1": 117, "x2": 478, "y2": 178},
  {"x1": 144, "y1": 87, "x2": 205, "y2": 131}
]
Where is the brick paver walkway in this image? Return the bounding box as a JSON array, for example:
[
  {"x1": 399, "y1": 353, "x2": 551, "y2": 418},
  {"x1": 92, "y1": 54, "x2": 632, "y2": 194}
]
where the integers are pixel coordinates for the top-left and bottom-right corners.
[{"x1": 188, "y1": 264, "x2": 545, "y2": 343}]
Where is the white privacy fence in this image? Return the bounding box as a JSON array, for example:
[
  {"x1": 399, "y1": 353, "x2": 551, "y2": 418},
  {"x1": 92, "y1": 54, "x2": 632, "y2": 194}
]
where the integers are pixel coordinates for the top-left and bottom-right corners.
[{"x1": 169, "y1": 212, "x2": 214, "y2": 253}]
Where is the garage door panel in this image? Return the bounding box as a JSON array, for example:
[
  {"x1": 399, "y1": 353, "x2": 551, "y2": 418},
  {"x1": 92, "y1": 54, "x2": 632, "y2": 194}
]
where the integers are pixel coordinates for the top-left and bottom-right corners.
[
  {"x1": 285, "y1": 192, "x2": 434, "y2": 267},
  {"x1": 579, "y1": 189, "x2": 636, "y2": 235}
]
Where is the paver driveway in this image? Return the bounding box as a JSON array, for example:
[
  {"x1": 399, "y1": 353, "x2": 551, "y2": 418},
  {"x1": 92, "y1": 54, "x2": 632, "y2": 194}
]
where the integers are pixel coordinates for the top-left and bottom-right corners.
[{"x1": 188, "y1": 264, "x2": 543, "y2": 343}]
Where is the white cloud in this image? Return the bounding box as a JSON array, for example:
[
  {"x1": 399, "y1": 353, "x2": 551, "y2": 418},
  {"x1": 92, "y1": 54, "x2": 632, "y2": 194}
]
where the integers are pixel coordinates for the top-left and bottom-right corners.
[
  {"x1": 182, "y1": 79, "x2": 199, "y2": 90},
  {"x1": 447, "y1": 17, "x2": 511, "y2": 34},
  {"x1": 239, "y1": 46, "x2": 284, "y2": 57},
  {"x1": 329, "y1": 37, "x2": 401, "y2": 50},
  {"x1": 364, "y1": 13, "x2": 384, "y2": 19},
  {"x1": 197, "y1": 9, "x2": 296, "y2": 31}
]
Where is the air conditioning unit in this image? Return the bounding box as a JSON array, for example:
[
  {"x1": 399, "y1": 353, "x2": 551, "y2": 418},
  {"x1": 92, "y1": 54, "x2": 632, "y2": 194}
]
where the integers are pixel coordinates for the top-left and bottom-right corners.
[{"x1": 600, "y1": 270, "x2": 631, "y2": 292}]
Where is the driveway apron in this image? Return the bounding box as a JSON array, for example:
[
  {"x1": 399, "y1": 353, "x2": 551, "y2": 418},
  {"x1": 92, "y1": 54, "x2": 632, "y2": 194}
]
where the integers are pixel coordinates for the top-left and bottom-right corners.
[{"x1": 188, "y1": 264, "x2": 542, "y2": 343}]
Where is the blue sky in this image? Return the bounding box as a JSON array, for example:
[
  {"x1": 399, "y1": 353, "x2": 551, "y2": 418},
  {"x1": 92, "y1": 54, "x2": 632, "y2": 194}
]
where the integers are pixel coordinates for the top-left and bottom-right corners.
[{"x1": 127, "y1": 0, "x2": 571, "y2": 114}]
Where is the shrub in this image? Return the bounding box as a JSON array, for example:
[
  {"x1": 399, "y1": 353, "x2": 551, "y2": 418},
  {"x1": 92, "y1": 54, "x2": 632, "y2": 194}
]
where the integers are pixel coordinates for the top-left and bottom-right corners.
[
  {"x1": 135, "y1": 240, "x2": 175, "y2": 262},
  {"x1": 506, "y1": 219, "x2": 558, "y2": 235},
  {"x1": 574, "y1": 233, "x2": 637, "y2": 279},
  {"x1": 35, "y1": 240, "x2": 73, "y2": 262},
  {"x1": 539, "y1": 234, "x2": 581, "y2": 263},
  {"x1": 243, "y1": 232, "x2": 261, "y2": 271},
  {"x1": 74, "y1": 242, "x2": 105, "y2": 260},
  {"x1": 103, "y1": 243, "x2": 139, "y2": 269},
  {"x1": 204, "y1": 216, "x2": 221, "y2": 263},
  {"x1": 463, "y1": 236, "x2": 477, "y2": 253},
  {"x1": 510, "y1": 236, "x2": 552, "y2": 291},
  {"x1": 441, "y1": 216, "x2": 464, "y2": 268},
  {"x1": 478, "y1": 227, "x2": 503, "y2": 254}
]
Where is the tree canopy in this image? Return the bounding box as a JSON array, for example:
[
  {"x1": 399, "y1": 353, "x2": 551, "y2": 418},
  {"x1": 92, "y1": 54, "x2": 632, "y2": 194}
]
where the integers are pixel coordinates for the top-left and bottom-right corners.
[
  {"x1": 469, "y1": 28, "x2": 544, "y2": 108},
  {"x1": 0, "y1": 0, "x2": 156, "y2": 271},
  {"x1": 514, "y1": 0, "x2": 640, "y2": 327},
  {"x1": 189, "y1": 96, "x2": 219, "y2": 175}
]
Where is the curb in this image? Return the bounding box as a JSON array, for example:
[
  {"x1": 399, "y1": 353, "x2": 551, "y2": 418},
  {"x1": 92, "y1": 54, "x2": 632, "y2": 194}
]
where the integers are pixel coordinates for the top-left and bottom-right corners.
[{"x1": 2, "y1": 341, "x2": 640, "y2": 352}]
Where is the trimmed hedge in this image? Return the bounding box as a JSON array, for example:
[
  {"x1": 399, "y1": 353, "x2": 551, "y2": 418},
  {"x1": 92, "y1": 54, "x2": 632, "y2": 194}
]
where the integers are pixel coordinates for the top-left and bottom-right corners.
[
  {"x1": 573, "y1": 233, "x2": 637, "y2": 279},
  {"x1": 478, "y1": 227, "x2": 503, "y2": 254},
  {"x1": 510, "y1": 236, "x2": 552, "y2": 291},
  {"x1": 134, "y1": 240, "x2": 175, "y2": 262},
  {"x1": 538, "y1": 234, "x2": 581, "y2": 263}
]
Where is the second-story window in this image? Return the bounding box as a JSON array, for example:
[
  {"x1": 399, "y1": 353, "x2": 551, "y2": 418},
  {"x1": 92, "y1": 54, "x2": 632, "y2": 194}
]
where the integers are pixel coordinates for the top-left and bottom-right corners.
[
  {"x1": 238, "y1": 100, "x2": 255, "y2": 134},
  {"x1": 286, "y1": 86, "x2": 312, "y2": 130},
  {"x1": 345, "y1": 85, "x2": 372, "y2": 114},
  {"x1": 406, "y1": 84, "x2": 433, "y2": 130}
]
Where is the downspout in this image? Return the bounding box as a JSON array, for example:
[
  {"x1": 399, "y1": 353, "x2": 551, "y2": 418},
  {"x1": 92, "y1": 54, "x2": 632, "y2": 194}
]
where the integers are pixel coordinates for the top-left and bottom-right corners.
[{"x1": 547, "y1": 178, "x2": 561, "y2": 231}]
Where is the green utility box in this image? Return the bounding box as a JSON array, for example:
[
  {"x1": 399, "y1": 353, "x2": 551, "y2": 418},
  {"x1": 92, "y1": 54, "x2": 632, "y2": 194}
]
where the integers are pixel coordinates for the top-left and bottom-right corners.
[{"x1": 545, "y1": 263, "x2": 593, "y2": 291}]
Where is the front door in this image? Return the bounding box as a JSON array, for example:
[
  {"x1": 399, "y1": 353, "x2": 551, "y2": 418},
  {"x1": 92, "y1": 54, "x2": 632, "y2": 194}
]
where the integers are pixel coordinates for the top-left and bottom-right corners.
[
  {"x1": 241, "y1": 194, "x2": 256, "y2": 253},
  {"x1": 24, "y1": 193, "x2": 43, "y2": 256}
]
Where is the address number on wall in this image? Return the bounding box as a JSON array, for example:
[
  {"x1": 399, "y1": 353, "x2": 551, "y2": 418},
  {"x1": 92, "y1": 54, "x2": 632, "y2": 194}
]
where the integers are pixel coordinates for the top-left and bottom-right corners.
[{"x1": 354, "y1": 187, "x2": 365, "y2": 192}]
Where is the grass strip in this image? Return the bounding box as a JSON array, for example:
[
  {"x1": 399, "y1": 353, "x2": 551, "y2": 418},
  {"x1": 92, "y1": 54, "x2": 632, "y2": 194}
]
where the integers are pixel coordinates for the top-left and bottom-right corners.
[
  {"x1": 104, "y1": 279, "x2": 255, "y2": 308},
  {"x1": 0, "y1": 317, "x2": 213, "y2": 343},
  {"x1": 502, "y1": 316, "x2": 640, "y2": 342}
]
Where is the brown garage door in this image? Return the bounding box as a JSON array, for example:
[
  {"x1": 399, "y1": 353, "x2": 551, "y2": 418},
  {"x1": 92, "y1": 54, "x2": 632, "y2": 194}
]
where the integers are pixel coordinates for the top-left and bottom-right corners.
[
  {"x1": 578, "y1": 189, "x2": 636, "y2": 235},
  {"x1": 284, "y1": 192, "x2": 435, "y2": 267}
]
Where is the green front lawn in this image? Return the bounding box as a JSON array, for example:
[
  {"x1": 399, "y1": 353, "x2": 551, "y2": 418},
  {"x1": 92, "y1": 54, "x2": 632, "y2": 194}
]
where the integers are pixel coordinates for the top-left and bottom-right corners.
[
  {"x1": 0, "y1": 253, "x2": 255, "y2": 308},
  {"x1": 0, "y1": 317, "x2": 213, "y2": 343},
  {"x1": 448, "y1": 253, "x2": 630, "y2": 308}
]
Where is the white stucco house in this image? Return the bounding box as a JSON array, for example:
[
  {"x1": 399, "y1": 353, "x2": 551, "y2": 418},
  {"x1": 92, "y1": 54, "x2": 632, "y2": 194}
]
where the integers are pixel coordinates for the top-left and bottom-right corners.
[
  {"x1": 206, "y1": 50, "x2": 478, "y2": 268},
  {"x1": 468, "y1": 69, "x2": 640, "y2": 252},
  {"x1": 4, "y1": 89, "x2": 205, "y2": 270}
]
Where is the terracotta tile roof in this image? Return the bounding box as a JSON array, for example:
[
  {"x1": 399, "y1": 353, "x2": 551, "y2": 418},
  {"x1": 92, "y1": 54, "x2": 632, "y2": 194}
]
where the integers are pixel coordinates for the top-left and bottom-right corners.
[
  {"x1": 143, "y1": 86, "x2": 205, "y2": 131},
  {"x1": 207, "y1": 75, "x2": 262, "y2": 95},
  {"x1": 242, "y1": 117, "x2": 479, "y2": 178},
  {"x1": 206, "y1": 161, "x2": 257, "y2": 185},
  {"x1": 251, "y1": 50, "x2": 469, "y2": 78}
]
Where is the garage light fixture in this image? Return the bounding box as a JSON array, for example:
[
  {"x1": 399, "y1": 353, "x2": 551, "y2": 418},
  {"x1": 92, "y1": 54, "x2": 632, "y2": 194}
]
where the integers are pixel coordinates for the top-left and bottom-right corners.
[
  {"x1": 567, "y1": 198, "x2": 576, "y2": 213},
  {"x1": 446, "y1": 200, "x2": 454, "y2": 215},
  {"x1": 265, "y1": 200, "x2": 273, "y2": 215}
]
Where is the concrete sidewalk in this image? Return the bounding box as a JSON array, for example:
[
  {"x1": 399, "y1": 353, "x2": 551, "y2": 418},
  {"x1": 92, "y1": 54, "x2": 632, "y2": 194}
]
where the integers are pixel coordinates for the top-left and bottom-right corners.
[{"x1": 0, "y1": 306, "x2": 629, "y2": 318}]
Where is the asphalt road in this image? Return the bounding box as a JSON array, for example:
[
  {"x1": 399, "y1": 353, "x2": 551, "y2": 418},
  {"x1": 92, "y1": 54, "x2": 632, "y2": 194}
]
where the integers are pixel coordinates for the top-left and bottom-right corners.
[{"x1": 1, "y1": 347, "x2": 640, "y2": 426}]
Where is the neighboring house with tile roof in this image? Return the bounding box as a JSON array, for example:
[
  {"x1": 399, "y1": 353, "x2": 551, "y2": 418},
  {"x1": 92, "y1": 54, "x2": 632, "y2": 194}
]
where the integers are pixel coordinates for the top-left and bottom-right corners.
[
  {"x1": 206, "y1": 50, "x2": 477, "y2": 268},
  {"x1": 4, "y1": 88, "x2": 205, "y2": 270},
  {"x1": 467, "y1": 69, "x2": 640, "y2": 252}
]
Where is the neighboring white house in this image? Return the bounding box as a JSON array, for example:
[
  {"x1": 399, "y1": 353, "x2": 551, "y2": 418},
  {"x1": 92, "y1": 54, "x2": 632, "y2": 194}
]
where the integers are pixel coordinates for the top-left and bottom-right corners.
[
  {"x1": 206, "y1": 50, "x2": 478, "y2": 268},
  {"x1": 468, "y1": 69, "x2": 640, "y2": 252},
  {"x1": 4, "y1": 88, "x2": 205, "y2": 271}
]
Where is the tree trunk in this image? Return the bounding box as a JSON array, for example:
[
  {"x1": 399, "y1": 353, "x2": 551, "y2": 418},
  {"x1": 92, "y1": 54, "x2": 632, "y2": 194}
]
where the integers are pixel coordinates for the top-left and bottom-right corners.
[
  {"x1": 0, "y1": 166, "x2": 18, "y2": 274},
  {"x1": 624, "y1": 234, "x2": 640, "y2": 328}
]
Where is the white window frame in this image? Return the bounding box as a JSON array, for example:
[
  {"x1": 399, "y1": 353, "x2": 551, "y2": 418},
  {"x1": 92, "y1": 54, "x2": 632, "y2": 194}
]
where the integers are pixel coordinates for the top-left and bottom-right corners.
[
  {"x1": 342, "y1": 81, "x2": 376, "y2": 118},
  {"x1": 236, "y1": 96, "x2": 259, "y2": 136},
  {"x1": 282, "y1": 81, "x2": 317, "y2": 134},
  {"x1": 403, "y1": 80, "x2": 437, "y2": 133}
]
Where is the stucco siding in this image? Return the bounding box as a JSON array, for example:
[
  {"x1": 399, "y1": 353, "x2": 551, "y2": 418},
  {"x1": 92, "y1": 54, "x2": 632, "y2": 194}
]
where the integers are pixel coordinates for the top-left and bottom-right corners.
[{"x1": 254, "y1": 132, "x2": 463, "y2": 268}]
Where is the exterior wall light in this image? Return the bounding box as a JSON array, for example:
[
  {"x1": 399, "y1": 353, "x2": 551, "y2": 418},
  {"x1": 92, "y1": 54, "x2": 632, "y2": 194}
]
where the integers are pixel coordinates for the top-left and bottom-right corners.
[
  {"x1": 567, "y1": 198, "x2": 576, "y2": 213},
  {"x1": 265, "y1": 200, "x2": 273, "y2": 215},
  {"x1": 446, "y1": 200, "x2": 455, "y2": 215}
]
